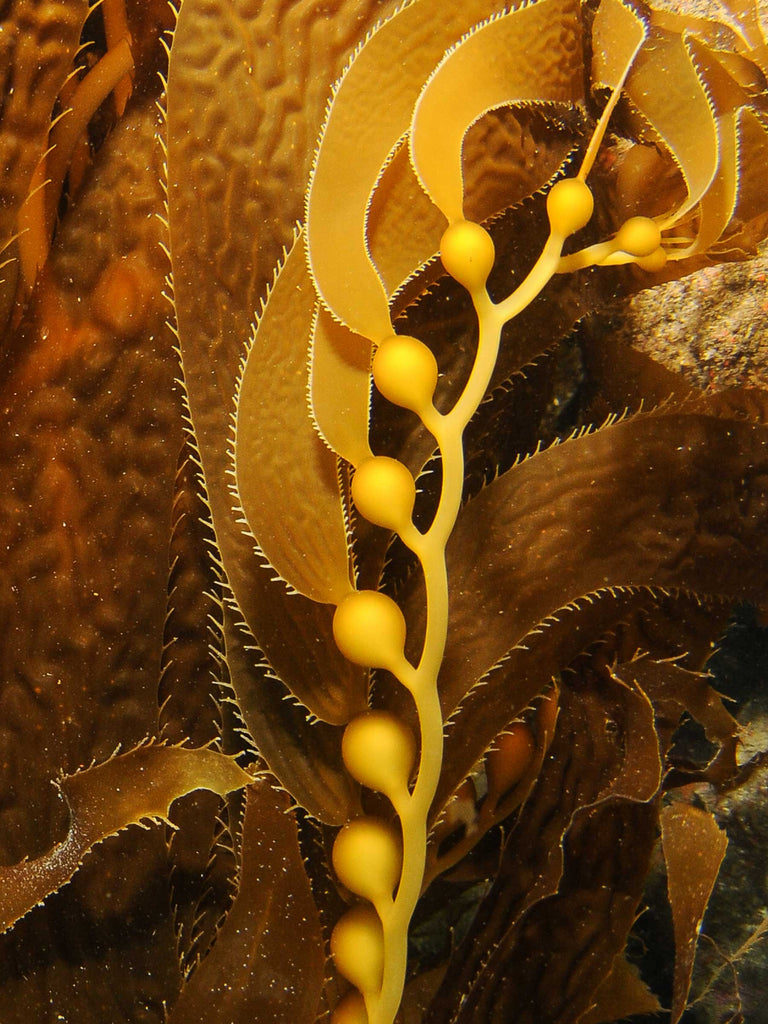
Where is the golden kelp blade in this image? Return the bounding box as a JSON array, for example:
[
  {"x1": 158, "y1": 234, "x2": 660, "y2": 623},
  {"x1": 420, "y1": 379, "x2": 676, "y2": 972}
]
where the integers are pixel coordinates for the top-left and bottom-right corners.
[
  {"x1": 590, "y1": 0, "x2": 648, "y2": 92},
  {"x1": 410, "y1": 0, "x2": 583, "y2": 224},
  {"x1": 693, "y1": 109, "x2": 738, "y2": 255},
  {"x1": 306, "y1": 0, "x2": 508, "y2": 341},
  {"x1": 309, "y1": 304, "x2": 374, "y2": 468},
  {"x1": 622, "y1": 26, "x2": 719, "y2": 234},
  {"x1": 713, "y1": 106, "x2": 768, "y2": 255},
  {"x1": 0, "y1": 743, "x2": 252, "y2": 934},
  {"x1": 234, "y1": 232, "x2": 353, "y2": 605},
  {"x1": 366, "y1": 141, "x2": 446, "y2": 296}
]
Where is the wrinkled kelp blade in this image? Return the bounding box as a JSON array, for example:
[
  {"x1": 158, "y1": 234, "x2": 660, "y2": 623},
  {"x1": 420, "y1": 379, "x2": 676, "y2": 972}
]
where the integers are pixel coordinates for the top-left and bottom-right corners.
[
  {"x1": 167, "y1": 0, "x2": 368, "y2": 727},
  {"x1": 0, "y1": 743, "x2": 251, "y2": 934},
  {"x1": 0, "y1": 103, "x2": 178, "y2": 866},
  {"x1": 410, "y1": 0, "x2": 583, "y2": 223},
  {"x1": 661, "y1": 801, "x2": 729, "y2": 1024},
  {"x1": 234, "y1": 233, "x2": 352, "y2": 604},
  {"x1": 402, "y1": 393, "x2": 768, "y2": 710},
  {"x1": 306, "y1": 0, "x2": 508, "y2": 339},
  {"x1": 168, "y1": 781, "x2": 324, "y2": 1023}
]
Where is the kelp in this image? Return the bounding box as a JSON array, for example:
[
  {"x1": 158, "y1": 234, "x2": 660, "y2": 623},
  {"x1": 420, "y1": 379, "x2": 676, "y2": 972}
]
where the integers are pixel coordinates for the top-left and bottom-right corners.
[{"x1": 1, "y1": 0, "x2": 768, "y2": 1021}]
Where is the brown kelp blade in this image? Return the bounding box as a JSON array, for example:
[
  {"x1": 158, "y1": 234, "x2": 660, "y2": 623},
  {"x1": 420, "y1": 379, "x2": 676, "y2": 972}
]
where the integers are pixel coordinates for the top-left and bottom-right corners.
[
  {"x1": 0, "y1": 742, "x2": 252, "y2": 935},
  {"x1": 579, "y1": 956, "x2": 663, "y2": 1024},
  {"x1": 0, "y1": 0, "x2": 88, "y2": 304},
  {"x1": 402, "y1": 392, "x2": 768, "y2": 708},
  {"x1": 661, "y1": 801, "x2": 729, "y2": 1024},
  {"x1": 221, "y1": 604, "x2": 360, "y2": 825},
  {"x1": 167, "y1": 780, "x2": 324, "y2": 1024},
  {"x1": 427, "y1": 669, "x2": 662, "y2": 1023}
]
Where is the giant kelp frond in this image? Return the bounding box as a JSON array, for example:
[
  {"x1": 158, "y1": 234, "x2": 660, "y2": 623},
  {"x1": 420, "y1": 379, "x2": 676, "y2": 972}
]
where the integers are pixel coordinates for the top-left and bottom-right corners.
[{"x1": 4, "y1": 0, "x2": 768, "y2": 1022}]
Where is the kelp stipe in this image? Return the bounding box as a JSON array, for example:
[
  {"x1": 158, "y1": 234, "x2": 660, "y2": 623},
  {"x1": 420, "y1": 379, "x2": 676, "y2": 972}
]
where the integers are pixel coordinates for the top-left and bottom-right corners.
[{"x1": 2, "y1": 0, "x2": 768, "y2": 1021}]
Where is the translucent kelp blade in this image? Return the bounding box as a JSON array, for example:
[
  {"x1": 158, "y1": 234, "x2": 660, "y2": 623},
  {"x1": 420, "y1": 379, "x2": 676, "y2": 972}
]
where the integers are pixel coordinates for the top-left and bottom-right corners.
[
  {"x1": 306, "y1": 0, "x2": 507, "y2": 341},
  {"x1": 627, "y1": 657, "x2": 739, "y2": 781},
  {"x1": 167, "y1": 781, "x2": 324, "y2": 1024},
  {"x1": 674, "y1": 100, "x2": 737, "y2": 257},
  {"x1": 410, "y1": 0, "x2": 583, "y2": 224},
  {"x1": 366, "y1": 141, "x2": 447, "y2": 298},
  {"x1": 430, "y1": 590, "x2": 658, "y2": 818},
  {"x1": 222, "y1": 606, "x2": 359, "y2": 825},
  {"x1": 399, "y1": 393, "x2": 768, "y2": 711},
  {"x1": 720, "y1": 0, "x2": 768, "y2": 65},
  {"x1": 661, "y1": 802, "x2": 728, "y2": 1024},
  {"x1": 234, "y1": 234, "x2": 352, "y2": 604},
  {"x1": 309, "y1": 303, "x2": 373, "y2": 467},
  {"x1": 590, "y1": 0, "x2": 648, "y2": 92},
  {"x1": 622, "y1": 27, "x2": 719, "y2": 234},
  {"x1": 0, "y1": 743, "x2": 252, "y2": 935}
]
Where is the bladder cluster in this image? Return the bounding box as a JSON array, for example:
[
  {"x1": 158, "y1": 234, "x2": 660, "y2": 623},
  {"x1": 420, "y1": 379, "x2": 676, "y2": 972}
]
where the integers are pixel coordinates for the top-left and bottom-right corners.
[{"x1": 322, "y1": 136, "x2": 673, "y2": 1024}]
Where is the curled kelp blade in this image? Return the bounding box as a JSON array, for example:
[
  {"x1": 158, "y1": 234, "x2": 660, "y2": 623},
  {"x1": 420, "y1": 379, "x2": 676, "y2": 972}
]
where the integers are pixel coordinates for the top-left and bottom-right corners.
[
  {"x1": 429, "y1": 590, "x2": 661, "y2": 819},
  {"x1": 625, "y1": 656, "x2": 740, "y2": 781},
  {"x1": 399, "y1": 391, "x2": 768, "y2": 712},
  {"x1": 306, "y1": 0, "x2": 508, "y2": 341},
  {"x1": 409, "y1": 0, "x2": 583, "y2": 225},
  {"x1": 711, "y1": 106, "x2": 768, "y2": 257},
  {"x1": 367, "y1": 109, "x2": 577, "y2": 299},
  {"x1": 426, "y1": 654, "x2": 663, "y2": 889},
  {"x1": 0, "y1": 742, "x2": 252, "y2": 935},
  {"x1": 661, "y1": 801, "x2": 729, "y2": 1024},
  {"x1": 167, "y1": 781, "x2": 324, "y2": 1024},
  {"x1": 313, "y1": 113, "x2": 575, "y2": 468},
  {"x1": 432, "y1": 592, "x2": 734, "y2": 830},
  {"x1": 618, "y1": 23, "x2": 720, "y2": 241},
  {"x1": 234, "y1": 231, "x2": 352, "y2": 605}
]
